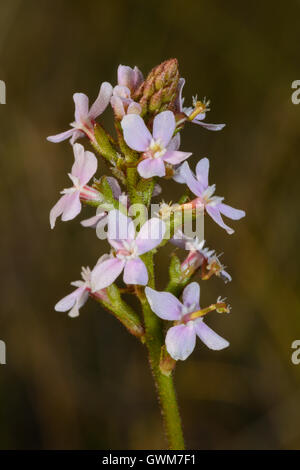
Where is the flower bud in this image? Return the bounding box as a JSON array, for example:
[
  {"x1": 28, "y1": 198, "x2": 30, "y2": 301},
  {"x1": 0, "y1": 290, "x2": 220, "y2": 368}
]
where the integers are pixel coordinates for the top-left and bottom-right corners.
[{"x1": 133, "y1": 58, "x2": 179, "y2": 117}]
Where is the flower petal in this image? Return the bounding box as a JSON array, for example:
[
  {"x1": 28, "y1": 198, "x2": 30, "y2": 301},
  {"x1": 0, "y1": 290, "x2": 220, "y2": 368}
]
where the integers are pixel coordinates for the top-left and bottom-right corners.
[
  {"x1": 135, "y1": 218, "x2": 166, "y2": 254},
  {"x1": 194, "y1": 319, "x2": 229, "y2": 350},
  {"x1": 195, "y1": 158, "x2": 209, "y2": 190},
  {"x1": 71, "y1": 143, "x2": 98, "y2": 185},
  {"x1": 121, "y1": 114, "x2": 152, "y2": 152},
  {"x1": 166, "y1": 324, "x2": 196, "y2": 361},
  {"x1": 117, "y1": 65, "x2": 135, "y2": 89},
  {"x1": 73, "y1": 93, "x2": 89, "y2": 122},
  {"x1": 68, "y1": 291, "x2": 89, "y2": 318},
  {"x1": 106, "y1": 177, "x2": 122, "y2": 200},
  {"x1": 219, "y1": 203, "x2": 246, "y2": 220},
  {"x1": 123, "y1": 258, "x2": 148, "y2": 285},
  {"x1": 70, "y1": 129, "x2": 84, "y2": 144},
  {"x1": 145, "y1": 287, "x2": 182, "y2": 320},
  {"x1": 89, "y1": 82, "x2": 113, "y2": 119},
  {"x1": 175, "y1": 77, "x2": 185, "y2": 112},
  {"x1": 127, "y1": 101, "x2": 142, "y2": 115},
  {"x1": 132, "y1": 66, "x2": 144, "y2": 90},
  {"x1": 81, "y1": 212, "x2": 106, "y2": 228},
  {"x1": 108, "y1": 209, "x2": 135, "y2": 243},
  {"x1": 55, "y1": 286, "x2": 85, "y2": 312},
  {"x1": 137, "y1": 158, "x2": 166, "y2": 178},
  {"x1": 193, "y1": 120, "x2": 225, "y2": 131},
  {"x1": 68, "y1": 290, "x2": 89, "y2": 318},
  {"x1": 113, "y1": 85, "x2": 131, "y2": 99},
  {"x1": 179, "y1": 161, "x2": 203, "y2": 197},
  {"x1": 110, "y1": 95, "x2": 125, "y2": 119},
  {"x1": 152, "y1": 110, "x2": 175, "y2": 147},
  {"x1": 182, "y1": 282, "x2": 200, "y2": 310},
  {"x1": 91, "y1": 258, "x2": 125, "y2": 291},
  {"x1": 206, "y1": 205, "x2": 234, "y2": 234},
  {"x1": 172, "y1": 164, "x2": 185, "y2": 183},
  {"x1": 47, "y1": 128, "x2": 75, "y2": 143},
  {"x1": 50, "y1": 194, "x2": 68, "y2": 229},
  {"x1": 61, "y1": 192, "x2": 82, "y2": 222},
  {"x1": 168, "y1": 133, "x2": 181, "y2": 151},
  {"x1": 163, "y1": 150, "x2": 192, "y2": 165}
]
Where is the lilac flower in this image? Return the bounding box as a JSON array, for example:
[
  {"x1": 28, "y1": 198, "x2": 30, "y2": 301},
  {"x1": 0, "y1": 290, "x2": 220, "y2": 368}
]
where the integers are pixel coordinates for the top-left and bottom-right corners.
[
  {"x1": 47, "y1": 82, "x2": 113, "y2": 144},
  {"x1": 176, "y1": 78, "x2": 225, "y2": 131},
  {"x1": 91, "y1": 210, "x2": 166, "y2": 290},
  {"x1": 55, "y1": 267, "x2": 92, "y2": 318},
  {"x1": 50, "y1": 143, "x2": 100, "y2": 228},
  {"x1": 145, "y1": 282, "x2": 229, "y2": 360},
  {"x1": 111, "y1": 65, "x2": 143, "y2": 119},
  {"x1": 121, "y1": 111, "x2": 192, "y2": 178},
  {"x1": 180, "y1": 158, "x2": 245, "y2": 234},
  {"x1": 117, "y1": 64, "x2": 144, "y2": 93},
  {"x1": 55, "y1": 264, "x2": 109, "y2": 318}
]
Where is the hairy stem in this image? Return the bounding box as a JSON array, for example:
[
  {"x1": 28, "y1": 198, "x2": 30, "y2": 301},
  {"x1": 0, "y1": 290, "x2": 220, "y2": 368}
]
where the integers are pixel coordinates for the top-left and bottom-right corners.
[{"x1": 139, "y1": 288, "x2": 185, "y2": 450}]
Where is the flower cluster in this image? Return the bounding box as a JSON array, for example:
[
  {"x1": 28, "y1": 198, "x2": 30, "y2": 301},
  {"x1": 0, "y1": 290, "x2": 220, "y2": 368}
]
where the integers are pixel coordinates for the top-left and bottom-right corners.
[{"x1": 48, "y1": 59, "x2": 245, "y2": 365}]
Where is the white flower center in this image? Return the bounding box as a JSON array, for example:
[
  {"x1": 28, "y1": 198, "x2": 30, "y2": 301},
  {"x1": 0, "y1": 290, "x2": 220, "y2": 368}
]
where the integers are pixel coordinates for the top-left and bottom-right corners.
[
  {"x1": 116, "y1": 240, "x2": 138, "y2": 260},
  {"x1": 81, "y1": 266, "x2": 92, "y2": 285},
  {"x1": 200, "y1": 184, "x2": 224, "y2": 207},
  {"x1": 147, "y1": 138, "x2": 166, "y2": 159},
  {"x1": 71, "y1": 116, "x2": 92, "y2": 131},
  {"x1": 61, "y1": 174, "x2": 84, "y2": 195},
  {"x1": 185, "y1": 237, "x2": 205, "y2": 252}
]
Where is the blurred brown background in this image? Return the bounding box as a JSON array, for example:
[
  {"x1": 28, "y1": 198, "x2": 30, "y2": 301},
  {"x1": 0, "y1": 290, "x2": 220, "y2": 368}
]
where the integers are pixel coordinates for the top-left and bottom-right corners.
[{"x1": 0, "y1": 0, "x2": 300, "y2": 450}]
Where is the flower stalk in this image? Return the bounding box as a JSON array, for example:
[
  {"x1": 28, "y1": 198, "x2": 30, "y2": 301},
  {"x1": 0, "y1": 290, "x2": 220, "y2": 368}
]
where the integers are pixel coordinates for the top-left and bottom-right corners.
[{"x1": 48, "y1": 59, "x2": 245, "y2": 450}]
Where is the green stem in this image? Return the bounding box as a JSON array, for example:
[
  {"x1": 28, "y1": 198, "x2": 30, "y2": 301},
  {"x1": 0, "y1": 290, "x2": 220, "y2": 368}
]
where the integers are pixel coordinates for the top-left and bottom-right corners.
[
  {"x1": 140, "y1": 291, "x2": 185, "y2": 450},
  {"x1": 140, "y1": 251, "x2": 184, "y2": 449}
]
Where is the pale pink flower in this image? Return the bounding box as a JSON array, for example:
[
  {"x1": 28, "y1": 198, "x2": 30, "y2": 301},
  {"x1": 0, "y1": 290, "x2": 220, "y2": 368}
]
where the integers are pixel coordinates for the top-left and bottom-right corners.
[
  {"x1": 55, "y1": 266, "x2": 92, "y2": 318},
  {"x1": 121, "y1": 111, "x2": 192, "y2": 178},
  {"x1": 50, "y1": 143, "x2": 100, "y2": 228},
  {"x1": 180, "y1": 158, "x2": 245, "y2": 234},
  {"x1": 91, "y1": 210, "x2": 166, "y2": 290},
  {"x1": 117, "y1": 65, "x2": 144, "y2": 93},
  {"x1": 111, "y1": 65, "x2": 143, "y2": 119},
  {"x1": 146, "y1": 282, "x2": 229, "y2": 360},
  {"x1": 47, "y1": 82, "x2": 113, "y2": 144},
  {"x1": 55, "y1": 261, "x2": 109, "y2": 318},
  {"x1": 176, "y1": 78, "x2": 225, "y2": 131}
]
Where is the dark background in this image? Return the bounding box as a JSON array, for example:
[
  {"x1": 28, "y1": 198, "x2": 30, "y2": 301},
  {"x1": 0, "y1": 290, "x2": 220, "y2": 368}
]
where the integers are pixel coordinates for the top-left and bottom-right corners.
[{"x1": 0, "y1": 0, "x2": 300, "y2": 449}]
